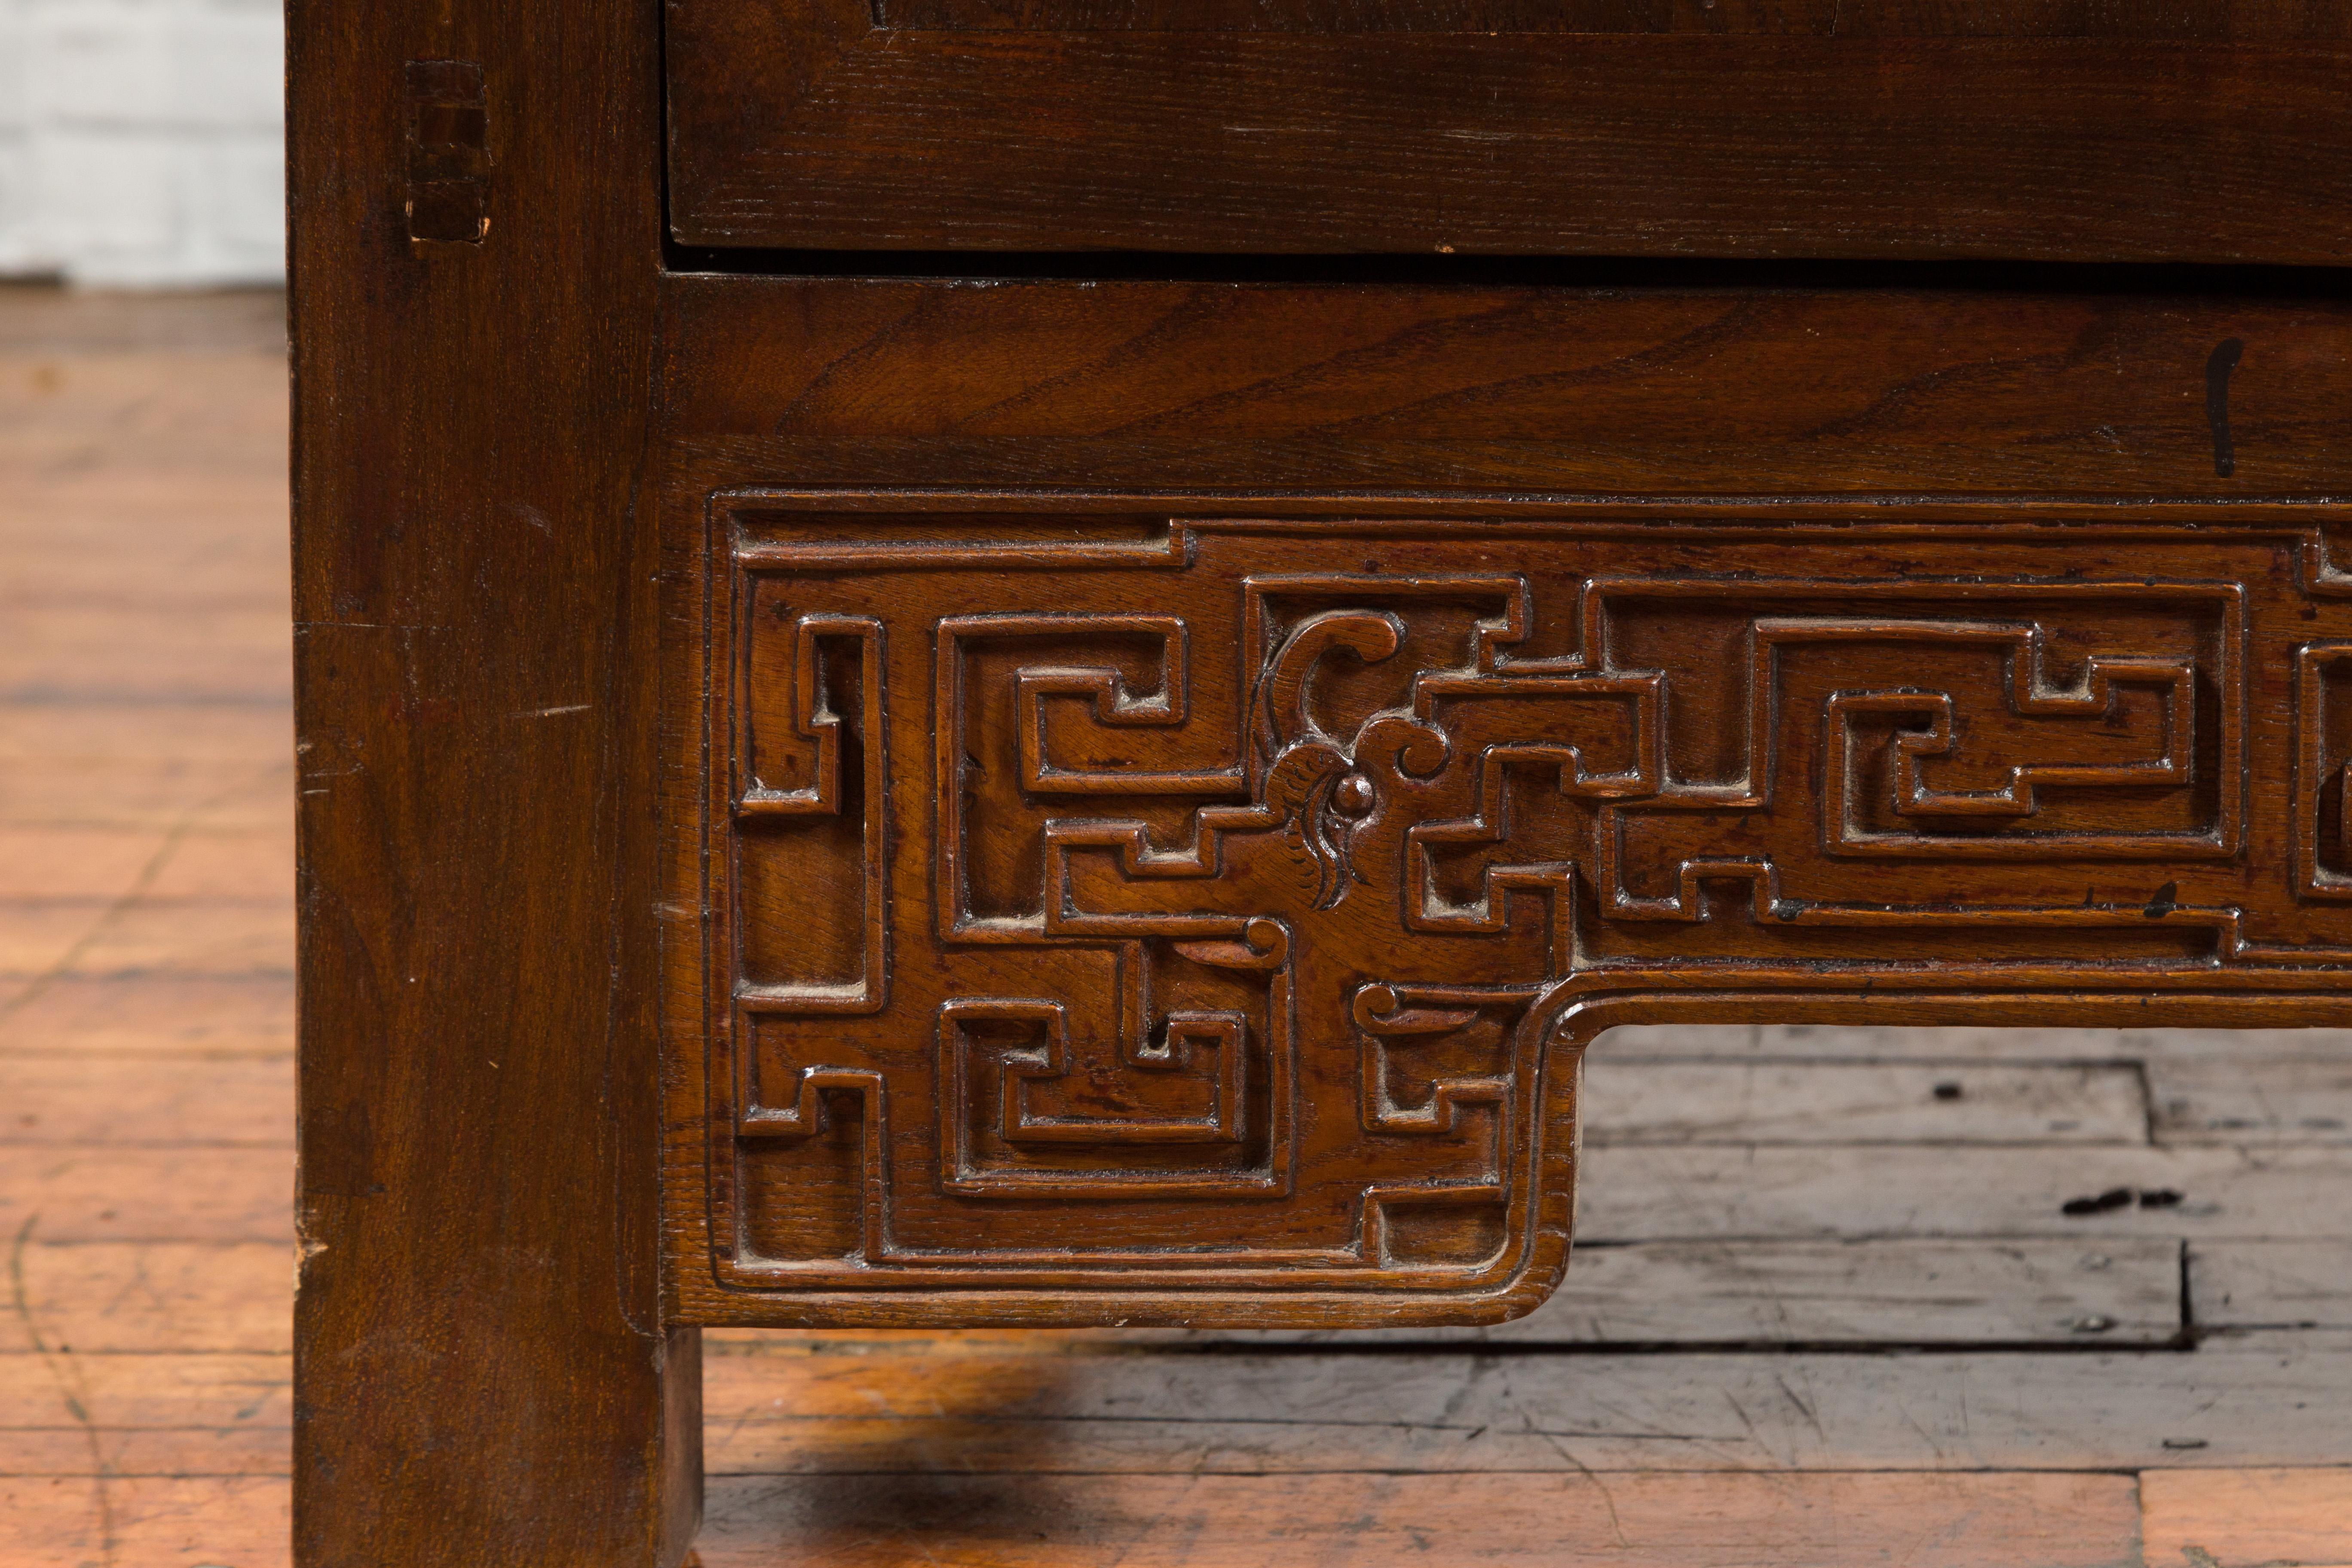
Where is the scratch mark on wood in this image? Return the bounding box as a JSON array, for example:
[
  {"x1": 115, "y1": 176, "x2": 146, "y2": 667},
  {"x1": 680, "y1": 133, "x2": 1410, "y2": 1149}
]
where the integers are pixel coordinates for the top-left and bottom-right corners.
[{"x1": 2206, "y1": 339, "x2": 2244, "y2": 478}]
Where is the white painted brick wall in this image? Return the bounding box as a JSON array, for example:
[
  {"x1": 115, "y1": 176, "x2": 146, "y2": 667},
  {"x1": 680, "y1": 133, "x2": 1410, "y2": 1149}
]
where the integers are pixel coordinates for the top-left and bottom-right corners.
[{"x1": 0, "y1": 0, "x2": 283, "y2": 286}]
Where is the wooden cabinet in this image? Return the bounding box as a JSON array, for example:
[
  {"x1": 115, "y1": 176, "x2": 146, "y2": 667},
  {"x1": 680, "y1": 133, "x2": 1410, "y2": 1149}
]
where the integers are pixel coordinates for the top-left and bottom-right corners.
[{"x1": 291, "y1": 3, "x2": 2352, "y2": 1560}]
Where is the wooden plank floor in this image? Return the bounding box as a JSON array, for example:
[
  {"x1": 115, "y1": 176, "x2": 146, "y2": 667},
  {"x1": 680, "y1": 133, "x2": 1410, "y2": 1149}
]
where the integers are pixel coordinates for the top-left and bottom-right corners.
[{"x1": 2, "y1": 284, "x2": 2348, "y2": 1567}]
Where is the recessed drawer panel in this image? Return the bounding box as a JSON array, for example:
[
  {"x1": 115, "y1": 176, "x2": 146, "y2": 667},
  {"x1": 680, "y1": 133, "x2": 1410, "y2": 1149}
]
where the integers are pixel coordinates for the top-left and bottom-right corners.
[
  {"x1": 665, "y1": 1, "x2": 2352, "y2": 259},
  {"x1": 655, "y1": 276, "x2": 2352, "y2": 1327}
]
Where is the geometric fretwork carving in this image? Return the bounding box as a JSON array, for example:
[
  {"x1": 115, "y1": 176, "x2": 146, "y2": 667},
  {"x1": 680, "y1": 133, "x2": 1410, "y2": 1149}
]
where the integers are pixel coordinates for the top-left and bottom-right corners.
[
  {"x1": 732, "y1": 612, "x2": 887, "y2": 1014},
  {"x1": 680, "y1": 498, "x2": 2352, "y2": 1325},
  {"x1": 2297, "y1": 644, "x2": 2352, "y2": 901}
]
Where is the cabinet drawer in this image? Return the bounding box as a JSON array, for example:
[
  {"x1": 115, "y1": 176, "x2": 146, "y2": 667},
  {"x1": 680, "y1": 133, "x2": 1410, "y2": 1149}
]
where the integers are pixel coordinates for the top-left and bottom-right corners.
[
  {"x1": 665, "y1": 3, "x2": 2352, "y2": 259},
  {"x1": 655, "y1": 275, "x2": 2352, "y2": 1326}
]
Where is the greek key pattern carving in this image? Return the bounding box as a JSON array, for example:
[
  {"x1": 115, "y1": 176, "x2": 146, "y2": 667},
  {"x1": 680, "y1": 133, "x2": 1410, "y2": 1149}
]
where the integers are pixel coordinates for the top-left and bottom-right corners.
[{"x1": 685, "y1": 500, "x2": 2352, "y2": 1320}]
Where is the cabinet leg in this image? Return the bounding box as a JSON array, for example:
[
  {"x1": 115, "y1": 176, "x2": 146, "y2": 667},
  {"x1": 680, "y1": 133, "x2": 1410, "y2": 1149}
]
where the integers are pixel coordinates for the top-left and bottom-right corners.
[{"x1": 296, "y1": 1251, "x2": 699, "y2": 1565}]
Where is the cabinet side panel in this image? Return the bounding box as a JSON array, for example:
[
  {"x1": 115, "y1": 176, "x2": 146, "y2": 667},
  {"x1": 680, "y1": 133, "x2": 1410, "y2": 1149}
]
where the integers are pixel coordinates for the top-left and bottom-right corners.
[{"x1": 289, "y1": 0, "x2": 695, "y2": 1560}]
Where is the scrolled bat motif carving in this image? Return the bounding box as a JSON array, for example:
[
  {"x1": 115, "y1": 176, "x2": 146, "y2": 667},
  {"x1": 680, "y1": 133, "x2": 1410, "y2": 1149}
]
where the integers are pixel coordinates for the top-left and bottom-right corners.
[{"x1": 671, "y1": 498, "x2": 2352, "y2": 1327}]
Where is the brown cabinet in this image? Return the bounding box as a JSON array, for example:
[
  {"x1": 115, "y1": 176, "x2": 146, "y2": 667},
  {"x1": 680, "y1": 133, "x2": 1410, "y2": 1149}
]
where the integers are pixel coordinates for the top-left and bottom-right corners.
[{"x1": 291, "y1": 5, "x2": 2352, "y2": 1561}]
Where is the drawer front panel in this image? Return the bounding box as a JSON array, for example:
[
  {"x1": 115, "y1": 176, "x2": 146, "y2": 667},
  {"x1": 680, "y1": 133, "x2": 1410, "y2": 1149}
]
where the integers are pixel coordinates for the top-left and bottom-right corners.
[
  {"x1": 665, "y1": 2, "x2": 2352, "y2": 259},
  {"x1": 658, "y1": 278, "x2": 2352, "y2": 1326}
]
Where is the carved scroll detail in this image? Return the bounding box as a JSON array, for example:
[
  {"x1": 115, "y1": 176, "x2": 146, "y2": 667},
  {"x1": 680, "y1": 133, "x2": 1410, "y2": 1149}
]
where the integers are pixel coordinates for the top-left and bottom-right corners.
[{"x1": 694, "y1": 504, "x2": 2351, "y2": 1319}]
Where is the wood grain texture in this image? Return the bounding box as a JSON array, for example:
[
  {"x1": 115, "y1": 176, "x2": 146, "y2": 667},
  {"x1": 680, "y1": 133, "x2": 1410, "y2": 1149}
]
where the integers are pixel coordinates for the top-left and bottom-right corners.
[
  {"x1": 0, "y1": 1146, "x2": 296, "y2": 1244},
  {"x1": 0, "y1": 297, "x2": 300, "y2": 1556},
  {"x1": 0, "y1": 284, "x2": 287, "y2": 352},
  {"x1": 0, "y1": 1470, "x2": 2148, "y2": 1568},
  {"x1": 0, "y1": 976, "x2": 294, "y2": 1056},
  {"x1": 698, "y1": 1332, "x2": 2352, "y2": 1473},
  {"x1": 0, "y1": 1476, "x2": 291, "y2": 1568},
  {"x1": 658, "y1": 276, "x2": 2352, "y2": 495},
  {"x1": 1574, "y1": 1145, "x2": 2352, "y2": 1241},
  {"x1": 286, "y1": 0, "x2": 694, "y2": 1548},
  {"x1": 709, "y1": 1235, "x2": 2187, "y2": 1348},
  {"x1": 666, "y1": 14, "x2": 2352, "y2": 259},
  {"x1": 1599, "y1": 1021, "x2": 2352, "y2": 1062},
  {"x1": 0, "y1": 825, "x2": 291, "y2": 903},
  {"x1": 2192, "y1": 1241, "x2": 2352, "y2": 1328},
  {"x1": 1164, "y1": 1238, "x2": 2186, "y2": 1345},
  {"x1": 876, "y1": 0, "x2": 2352, "y2": 34},
  {"x1": 1582, "y1": 1059, "x2": 2150, "y2": 1145},
  {"x1": 693, "y1": 1470, "x2": 2141, "y2": 1568},
  {"x1": 2141, "y1": 1467, "x2": 2352, "y2": 1568},
  {"x1": 3, "y1": 604, "x2": 292, "y2": 703},
  {"x1": 0, "y1": 1351, "x2": 291, "y2": 1442},
  {"x1": 0, "y1": 1430, "x2": 290, "y2": 1481},
  {"x1": 3, "y1": 1055, "x2": 294, "y2": 1145},
  {"x1": 0, "y1": 901, "x2": 294, "y2": 980},
  {"x1": 0, "y1": 709, "x2": 294, "y2": 836},
  {"x1": 2151, "y1": 1056, "x2": 2352, "y2": 1144},
  {"x1": 1, "y1": 1242, "x2": 292, "y2": 1354}
]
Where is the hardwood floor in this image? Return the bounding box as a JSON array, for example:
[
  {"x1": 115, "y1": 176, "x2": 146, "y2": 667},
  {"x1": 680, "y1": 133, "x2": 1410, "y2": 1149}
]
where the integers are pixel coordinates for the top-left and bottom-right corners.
[{"x1": 3, "y1": 285, "x2": 2349, "y2": 1566}]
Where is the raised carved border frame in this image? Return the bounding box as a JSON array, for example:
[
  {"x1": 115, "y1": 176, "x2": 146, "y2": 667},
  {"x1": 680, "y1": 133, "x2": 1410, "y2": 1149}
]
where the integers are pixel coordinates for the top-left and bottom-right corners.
[{"x1": 665, "y1": 488, "x2": 2352, "y2": 1328}]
